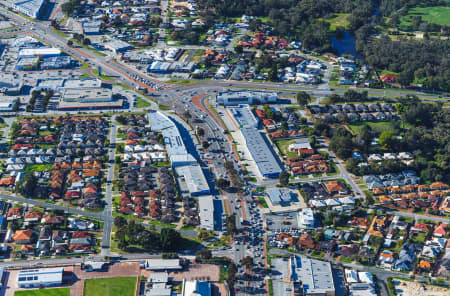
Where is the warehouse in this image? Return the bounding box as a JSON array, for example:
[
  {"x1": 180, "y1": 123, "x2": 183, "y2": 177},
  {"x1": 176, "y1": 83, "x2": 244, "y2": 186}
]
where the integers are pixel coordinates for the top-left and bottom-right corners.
[
  {"x1": 18, "y1": 47, "x2": 61, "y2": 59},
  {"x1": 148, "y1": 111, "x2": 196, "y2": 166},
  {"x1": 175, "y1": 165, "x2": 210, "y2": 196},
  {"x1": 17, "y1": 267, "x2": 64, "y2": 288},
  {"x1": 290, "y1": 256, "x2": 335, "y2": 296},
  {"x1": 241, "y1": 127, "x2": 283, "y2": 178},
  {"x1": 12, "y1": 0, "x2": 47, "y2": 19},
  {"x1": 198, "y1": 196, "x2": 215, "y2": 231},
  {"x1": 229, "y1": 105, "x2": 259, "y2": 128},
  {"x1": 217, "y1": 91, "x2": 277, "y2": 105}
]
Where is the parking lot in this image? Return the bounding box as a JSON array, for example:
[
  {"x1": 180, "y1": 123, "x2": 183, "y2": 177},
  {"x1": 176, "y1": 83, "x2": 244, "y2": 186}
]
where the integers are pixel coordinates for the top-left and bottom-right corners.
[
  {"x1": 270, "y1": 258, "x2": 291, "y2": 296},
  {"x1": 266, "y1": 212, "x2": 298, "y2": 232}
]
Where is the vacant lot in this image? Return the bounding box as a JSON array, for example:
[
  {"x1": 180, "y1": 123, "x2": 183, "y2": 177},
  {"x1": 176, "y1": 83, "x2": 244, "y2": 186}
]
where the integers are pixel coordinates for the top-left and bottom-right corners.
[
  {"x1": 83, "y1": 277, "x2": 137, "y2": 296},
  {"x1": 275, "y1": 139, "x2": 297, "y2": 158},
  {"x1": 402, "y1": 5, "x2": 450, "y2": 26},
  {"x1": 324, "y1": 13, "x2": 350, "y2": 31},
  {"x1": 348, "y1": 121, "x2": 394, "y2": 136},
  {"x1": 14, "y1": 288, "x2": 70, "y2": 296},
  {"x1": 394, "y1": 279, "x2": 449, "y2": 296}
]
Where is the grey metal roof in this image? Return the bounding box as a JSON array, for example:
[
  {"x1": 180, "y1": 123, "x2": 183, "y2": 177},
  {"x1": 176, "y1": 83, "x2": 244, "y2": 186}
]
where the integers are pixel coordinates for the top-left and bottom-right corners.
[
  {"x1": 290, "y1": 256, "x2": 335, "y2": 295},
  {"x1": 241, "y1": 128, "x2": 283, "y2": 177}
]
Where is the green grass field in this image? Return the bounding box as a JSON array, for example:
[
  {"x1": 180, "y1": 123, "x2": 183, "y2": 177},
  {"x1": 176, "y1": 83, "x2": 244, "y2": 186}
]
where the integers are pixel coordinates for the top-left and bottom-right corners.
[
  {"x1": 14, "y1": 288, "x2": 70, "y2": 296},
  {"x1": 348, "y1": 122, "x2": 394, "y2": 135},
  {"x1": 83, "y1": 277, "x2": 137, "y2": 296},
  {"x1": 135, "y1": 98, "x2": 151, "y2": 108},
  {"x1": 401, "y1": 5, "x2": 450, "y2": 26},
  {"x1": 323, "y1": 13, "x2": 350, "y2": 31}
]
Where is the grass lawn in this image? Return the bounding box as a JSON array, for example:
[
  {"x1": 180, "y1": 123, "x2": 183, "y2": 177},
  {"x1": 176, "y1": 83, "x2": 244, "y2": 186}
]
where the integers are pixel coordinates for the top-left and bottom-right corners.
[
  {"x1": 166, "y1": 79, "x2": 199, "y2": 85},
  {"x1": 83, "y1": 277, "x2": 137, "y2": 296},
  {"x1": 258, "y1": 197, "x2": 268, "y2": 208},
  {"x1": 79, "y1": 73, "x2": 91, "y2": 79},
  {"x1": 136, "y1": 98, "x2": 151, "y2": 108},
  {"x1": 15, "y1": 288, "x2": 70, "y2": 296},
  {"x1": 92, "y1": 69, "x2": 114, "y2": 81},
  {"x1": 275, "y1": 139, "x2": 298, "y2": 158},
  {"x1": 25, "y1": 164, "x2": 53, "y2": 172},
  {"x1": 401, "y1": 5, "x2": 450, "y2": 26},
  {"x1": 348, "y1": 121, "x2": 394, "y2": 136}
]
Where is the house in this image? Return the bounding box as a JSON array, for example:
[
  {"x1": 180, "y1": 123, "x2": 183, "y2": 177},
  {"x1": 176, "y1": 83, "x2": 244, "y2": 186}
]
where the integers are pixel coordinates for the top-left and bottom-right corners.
[
  {"x1": 24, "y1": 211, "x2": 43, "y2": 222},
  {"x1": 378, "y1": 250, "x2": 395, "y2": 268},
  {"x1": 7, "y1": 208, "x2": 22, "y2": 221},
  {"x1": 12, "y1": 229, "x2": 33, "y2": 244},
  {"x1": 394, "y1": 243, "x2": 419, "y2": 271},
  {"x1": 296, "y1": 233, "x2": 315, "y2": 249},
  {"x1": 434, "y1": 224, "x2": 448, "y2": 237},
  {"x1": 348, "y1": 217, "x2": 369, "y2": 229}
]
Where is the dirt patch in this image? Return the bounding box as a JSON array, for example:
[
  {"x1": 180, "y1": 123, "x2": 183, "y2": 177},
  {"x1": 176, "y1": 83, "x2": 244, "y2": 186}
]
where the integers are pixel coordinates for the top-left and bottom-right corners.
[{"x1": 394, "y1": 279, "x2": 450, "y2": 296}]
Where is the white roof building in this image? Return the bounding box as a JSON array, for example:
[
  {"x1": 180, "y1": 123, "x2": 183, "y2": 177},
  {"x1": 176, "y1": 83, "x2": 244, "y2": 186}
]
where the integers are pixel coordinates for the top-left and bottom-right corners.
[
  {"x1": 345, "y1": 269, "x2": 359, "y2": 283},
  {"x1": 297, "y1": 208, "x2": 315, "y2": 228},
  {"x1": 145, "y1": 259, "x2": 182, "y2": 271},
  {"x1": 17, "y1": 267, "x2": 63, "y2": 288}
]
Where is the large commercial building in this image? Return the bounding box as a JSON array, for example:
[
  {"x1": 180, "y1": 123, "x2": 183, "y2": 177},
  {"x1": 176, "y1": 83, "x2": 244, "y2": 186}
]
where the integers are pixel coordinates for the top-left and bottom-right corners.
[
  {"x1": 241, "y1": 128, "x2": 283, "y2": 178},
  {"x1": 40, "y1": 56, "x2": 72, "y2": 70},
  {"x1": 175, "y1": 165, "x2": 210, "y2": 196},
  {"x1": 16, "y1": 267, "x2": 64, "y2": 288},
  {"x1": 82, "y1": 20, "x2": 102, "y2": 35},
  {"x1": 15, "y1": 57, "x2": 40, "y2": 71},
  {"x1": 104, "y1": 39, "x2": 132, "y2": 54},
  {"x1": 217, "y1": 91, "x2": 277, "y2": 105},
  {"x1": 266, "y1": 189, "x2": 297, "y2": 207},
  {"x1": 12, "y1": 0, "x2": 47, "y2": 19},
  {"x1": 145, "y1": 259, "x2": 182, "y2": 271},
  {"x1": 148, "y1": 111, "x2": 209, "y2": 195},
  {"x1": 0, "y1": 96, "x2": 18, "y2": 111},
  {"x1": 229, "y1": 105, "x2": 259, "y2": 128},
  {"x1": 182, "y1": 280, "x2": 211, "y2": 296},
  {"x1": 198, "y1": 196, "x2": 215, "y2": 231},
  {"x1": 297, "y1": 208, "x2": 316, "y2": 228},
  {"x1": 58, "y1": 88, "x2": 123, "y2": 110},
  {"x1": 18, "y1": 47, "x2": 61, "y2": 59},
  {"x1": 290, "y1": 256, "x2": 335, "y2": 296}
]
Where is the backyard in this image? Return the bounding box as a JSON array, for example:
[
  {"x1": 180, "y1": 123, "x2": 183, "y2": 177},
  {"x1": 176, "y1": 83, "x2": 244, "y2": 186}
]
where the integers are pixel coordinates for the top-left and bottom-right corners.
[{"x1": 83, "y1": 277, "x2": 137, "y2": 296}]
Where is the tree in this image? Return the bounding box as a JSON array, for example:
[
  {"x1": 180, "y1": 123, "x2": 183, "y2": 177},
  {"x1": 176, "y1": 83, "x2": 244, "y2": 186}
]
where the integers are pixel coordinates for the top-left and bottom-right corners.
[
  {"x1": 15, "y1": 173, "x2": 37, "y2": 197},
  {"x1": 279, "y1": 171, "x2": 290, "y2": 186},
  {"x1": 195, "y1": 248, "x2": 212, "y2": 260},
  {"x1": 379, "y1": 130, "x2": 395, "y2": 149},
  {"x1": 234, "y1": 45, "x2": 243, "y2": 54},
  {"x1": 202, "y1": 141, "x2": 210, "y2": 149},
  {"x1": 216, "y1": 178, "x2": 230, "y2": 190},
  {"x1": 226, "y1": 215, "x2": 237, "y2": 236},
  {"x1": 397, "y1": 70, "x2": 414, "y2": 87},
  {"x1": 296, "y1": 91, "x2": 311, "y2": 106},
  {"x1": 241, "y1": 256, "x2": 254, "y2": 270},
  {"x1": 268, "y1": 63, "x2": 278, "y2": 82},
  {"x1": 197, "y1": 127, "x2": 205, "y2": 137},
  {"x1": 114, "y1": 216, "x2": 127, "y2": 228},
  {"x1": 139, "y1": 230, "x2": 160, "y2": 250},
  {"x1": 83, "y1": 38, "x2": 91, "y2": 46},
  {"x1": 160, "y1": 228, "x2": 181, "y2": 251}
]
